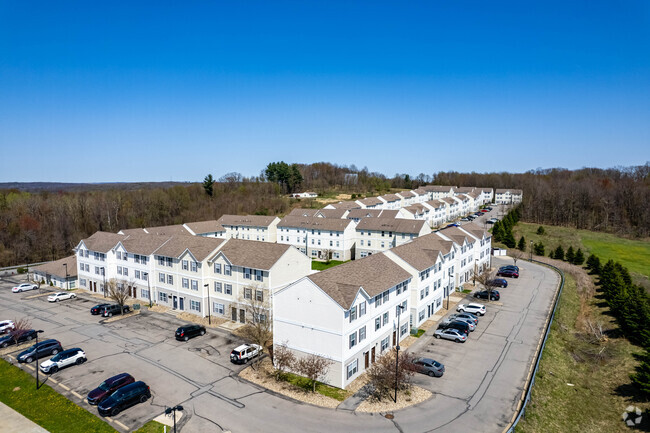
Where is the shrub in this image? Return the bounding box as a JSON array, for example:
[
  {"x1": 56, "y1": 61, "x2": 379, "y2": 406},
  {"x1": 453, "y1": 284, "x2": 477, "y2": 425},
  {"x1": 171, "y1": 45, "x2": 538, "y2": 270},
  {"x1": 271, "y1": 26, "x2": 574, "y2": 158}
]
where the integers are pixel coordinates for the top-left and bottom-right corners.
[
  {"x1": 573, "y1": 248, "x2": 585, "y2": 266},
  {"x1": 554, "y1": 245, "x2": 565, "y2": 261},
  {"x1": 533, "y1": 242, "x2": 545, "y2": 256},
  {"x1": 536, "y1": 226, "x2": 545, "y2": 235}
]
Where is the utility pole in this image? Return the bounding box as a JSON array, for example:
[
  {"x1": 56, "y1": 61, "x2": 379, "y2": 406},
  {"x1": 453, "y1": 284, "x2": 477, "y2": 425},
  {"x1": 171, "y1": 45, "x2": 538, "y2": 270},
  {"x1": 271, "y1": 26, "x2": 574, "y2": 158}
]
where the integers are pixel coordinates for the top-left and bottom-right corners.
[
  {"x1": 204, "y1": 284, "x2": 211, "y2": 325},
  {"x1": 393, "y1": 304, "x2": 405, "y2": 403}
]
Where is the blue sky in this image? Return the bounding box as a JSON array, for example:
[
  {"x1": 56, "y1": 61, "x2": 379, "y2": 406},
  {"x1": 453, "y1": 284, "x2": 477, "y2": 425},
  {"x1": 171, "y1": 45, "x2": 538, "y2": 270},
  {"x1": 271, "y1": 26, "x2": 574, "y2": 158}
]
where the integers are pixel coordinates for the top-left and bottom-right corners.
[{"x1": 1, "y1": 1, "x2": 649, "y2": 182}]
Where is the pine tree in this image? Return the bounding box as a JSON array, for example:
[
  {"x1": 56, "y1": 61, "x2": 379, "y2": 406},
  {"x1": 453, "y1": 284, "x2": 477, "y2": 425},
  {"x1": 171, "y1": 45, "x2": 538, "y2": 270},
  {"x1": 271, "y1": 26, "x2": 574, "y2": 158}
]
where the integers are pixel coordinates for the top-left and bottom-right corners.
[
  {"x1": 631, "y1": 348, "x2": 650, "y2": 399},
  {"x1": 554, "y1": 245, "x2": 565, "y2": 261},
  {"x1": 492, "y1": 222, "x2": 503, "y2": 242},
  {"x1": 534, "y1": 242, "x2": 545, "y2": 256},
  {"x1": 536, "y1": 226, "x2": 545, "y2": 235},
  {"x1": 573, "y1": 248, "x2": 585, "y2": 265},
  {"x1": 586, "y1": 254, "x2": 601, "y2": 274},
  {"x1": 517, "y1": 236, "x2": 526, "y2": 251},
  {"x1": 504, "y1": 230, "x2": 517, "y2": 248},
  {"x1": 566, "y1": 246, "x2": 575, "y2": 263}
]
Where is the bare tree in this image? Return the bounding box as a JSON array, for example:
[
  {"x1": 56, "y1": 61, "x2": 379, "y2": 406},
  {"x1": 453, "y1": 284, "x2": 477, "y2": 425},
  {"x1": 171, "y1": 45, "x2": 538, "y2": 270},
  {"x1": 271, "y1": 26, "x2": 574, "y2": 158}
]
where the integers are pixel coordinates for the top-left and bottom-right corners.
[
  {"x1": 322, "y1": 249, "x2": 333, "y2": 264},
  {"x1": 107, "y1": 278, "x2": 130, "y2": 315},
  {"x1": 272, "y1": 341, "x2": 296, "y2": 381},
  {"x1": 295, "y1": 354, "x2": 333, "y2": 392},
  {"x1": 475, "y1": 269, "x2": 499, "y2": 300},
  {"x1": 366, "y1": 349, "x2": 415, "y2": 401},
  {"x1": 9, "y1": 317, "x2": 32, "y2": 346},
  {"x1": 239, "y1": 285, "x2": 273, "y2": 368},
  {"x1": 510, "y1": 249, "x2": 524, "y2": 266}
]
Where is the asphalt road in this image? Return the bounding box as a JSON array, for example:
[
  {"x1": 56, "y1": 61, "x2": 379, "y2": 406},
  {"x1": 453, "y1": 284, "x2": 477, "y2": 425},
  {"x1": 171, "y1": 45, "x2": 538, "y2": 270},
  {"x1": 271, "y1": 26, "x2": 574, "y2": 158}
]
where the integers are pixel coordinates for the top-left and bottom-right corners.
[{"x1": 0, "y1": 253, "x2": 558, "y2": 433}]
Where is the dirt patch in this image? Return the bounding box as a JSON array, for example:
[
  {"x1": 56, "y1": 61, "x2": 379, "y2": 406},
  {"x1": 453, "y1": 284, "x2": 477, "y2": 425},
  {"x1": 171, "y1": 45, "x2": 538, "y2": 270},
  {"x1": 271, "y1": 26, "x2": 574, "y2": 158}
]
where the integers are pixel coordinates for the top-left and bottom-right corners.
[
  {"x1": 356, "y1": 386, "x2": 432, "y2": 413},
  {"x1": 104, "y1": 310, "x2": 140, "y2": 323},
  {"x1": 177, "y1": 312, "x2": 227, "y2": 329},
  {"x1": 147, "y1": 305, "x2": 170, "y2": 314}
]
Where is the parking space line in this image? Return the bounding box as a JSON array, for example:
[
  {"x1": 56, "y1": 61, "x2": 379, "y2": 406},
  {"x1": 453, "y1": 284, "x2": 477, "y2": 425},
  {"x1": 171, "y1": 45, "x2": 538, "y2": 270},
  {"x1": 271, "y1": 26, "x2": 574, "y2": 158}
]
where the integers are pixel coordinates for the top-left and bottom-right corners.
[
  {"x1": 106, "y1": 416, "x2": 113, "y2": 422},
  {"x1": 24, "y1": 364, "x2": 34, "y2": 371},
  {"x1": 114, "y1": 420, "x2": 129, "y2": 430},
  {"x1": 71, "y1": 390, "x2": 83, "y2": 399},
  {"x1": 59, "y1": 383, "x2": 70, "y2": 391},
  {"x1": 49, "y1": 378, "x2": 58, "y2": 384}
]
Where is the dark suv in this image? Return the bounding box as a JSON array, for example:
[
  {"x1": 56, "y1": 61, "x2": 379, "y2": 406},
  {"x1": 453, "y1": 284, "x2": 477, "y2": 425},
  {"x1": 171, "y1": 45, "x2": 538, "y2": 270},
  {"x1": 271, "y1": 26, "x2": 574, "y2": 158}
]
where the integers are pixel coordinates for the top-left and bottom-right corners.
[
  {"x1": 100, "y1": 304, "x2": 130, "y2": 317},
  {"x1": 175, "y1": 325, "x2": 206, "y2": 341},
  {"x1": 98, "y1": 381, "x2": 151, "y2": 417},
  {"x1": 437, "y1": 320, "x2": 470, "y2": 335},
  {"x1": 87, "y1": 373, "x2": 135, "y2": 405},
  {"x1": 474, "y1": 290, "x2": 500, "y2": 301},
  {"x1": 17, "y1": 339, "x2": 62, "y2": 363},
  {"x1": 0, "y1": 329, "x2": 37, "y2": 348},
  {"x1": 91, "y1": 303, "x2": 110, "y2": 315}
]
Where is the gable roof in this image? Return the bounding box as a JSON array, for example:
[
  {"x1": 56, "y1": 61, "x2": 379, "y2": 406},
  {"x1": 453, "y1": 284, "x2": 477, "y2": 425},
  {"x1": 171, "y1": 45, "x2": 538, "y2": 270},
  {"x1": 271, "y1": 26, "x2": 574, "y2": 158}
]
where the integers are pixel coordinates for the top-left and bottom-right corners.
[
  {"x1": 425, "y1": 199, "x2": 446, "y2": 209},
  {"x1": 144, "y1": 224, "x2": 192, "y2": 236},
  {"x1": 184, "y1": 220, "x2": 224, "y2": 235},
  {"x1": 397, "y1": 190, "x2": 416, "y2": 198},
  {"x1": 79, "y1": 232, "x2": 126, "y2": 253},
  {"x1": 288, "y1": 208, "x2": 320, "y2": 217},
  {"x1": 437, "y1": 226, "x2": 474, "y2": 246},
  {"x1": 327, "y1": 201, "x2": 362, "y2": 210},
  {"x1": 441, "y1": 197, "x2": 458, "y2": 205},
  {"x1": 347, "y1": 209, "x2": 399, "y2": 220},
  {"x1": 119, "y1": 233, "x2": 173, "y2": 256},
  {"x1": 404, "y1": 204, "x2": 428, "y2": 214},
  {"x1": 278, "y1": 215, "x2": 354, "y2": 231},
  {"x1": 217, "y1": 215, "x2": 279, "y2": 228},
  {"x1": 379, "y1": 193, "x2": 400, "y2": 202},
  {"x1": 458, "y1": 222, "x2": 489, "y2": 240},
  {"x1": 358, "y1": 197, "x2": 383, "y2": 206},
  {"x1": 316, "y1": 208, "x2": 348, "y2": 218},
  {"x1": 422, "y1": 185, "x2": 456, "y2": 193},
  {"x1": 308, "y1": 253, "x2": 411, "y2": 309},
  {"x1": 454, "y1": 187, "x2": 476, "y2": 194},
  {"x1": 389, "y1": 238, "x2": 442, "y2": 272},
  {"x1": 32, "y1": 255, "x2": 78, "y2": 279},
  {"x1": 356, "y1": 217, "x2": 427, "y2": 234},
  {"x1": 153, "y1": 235, "x2": 225, "y2": 261},
  {"x1": 210, "y1": 239, "x2": 292, "y2": 270}
]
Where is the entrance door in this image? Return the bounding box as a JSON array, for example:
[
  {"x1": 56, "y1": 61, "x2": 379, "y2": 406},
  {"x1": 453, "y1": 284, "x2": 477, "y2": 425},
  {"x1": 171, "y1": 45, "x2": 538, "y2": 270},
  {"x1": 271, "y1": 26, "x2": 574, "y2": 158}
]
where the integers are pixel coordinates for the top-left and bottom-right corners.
[
  {"x1": 239, "y1": 309, "x2": 245, "y2": 323},
  {"x1": 371, "y1": 347, "x2": 376, "y2": 363},
  {"x1": 173, "y1": 296, "x2": 178, "y2": 309},
  {"x1": 92, "y1": 282, "x2": 97, "y2": 292},
  {"x1": 364, "y1": 352, "x2": 369, "y2": 369},
  {"x1": 392, "y1": 330, "x2": 397, "y2": 346},
  {"x1": 179, "y1": 297, "x2": 184, "y2": 311},
  {"x1": 231, "y1": 307, "x2": 237, "y2": 321}
]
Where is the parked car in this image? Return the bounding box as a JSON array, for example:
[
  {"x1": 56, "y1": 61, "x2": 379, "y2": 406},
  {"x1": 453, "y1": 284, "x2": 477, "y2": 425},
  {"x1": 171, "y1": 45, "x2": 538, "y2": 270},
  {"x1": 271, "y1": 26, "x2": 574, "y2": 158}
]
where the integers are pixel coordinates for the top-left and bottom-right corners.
[
  {"x1": 40, "y1": 348, "x2": 86, "y2": 374},
  {"x1": 488, "y1": 278, "x2": 508, "y2": 288},
  {"x1": 230, "y1": 344, "x2": 262, "y2": 364},
  {"x1": 87, "y1": 373, "x2": 135, "y2": 405},
  {"x1": 474, "y1": 290, "x2": 500, "y2": 301},
  {"x1": 456, "y1": 303, "x2": 486, "y2": 316},
  {"x1": 12, "y1": 283, "x2": 38, "y2": 293},
  {"x1": 0, "y1": 320, "x2": 15, "y2": 334},
  {"x1": 485, "y1": 206, "x2": 493, "y2": 211},
  {"x1": 411, "y1": 357, "x2": 445, "y2": 377},
  {"x1": 0, "y1": 329, "x2": 37, "y2": 348},
  {"x1": 486, "y1": 220, "x2": 496, "y2": 225},
  {"x1": 446, "y1": 312, "x2": 479, "y2": 325},
  {"x1": 17, "y1": 339, "x2": 62, "y2": 363},
  {"x1": 47, "y1": 292, "x2": 77, "y2": 302},
  {"x1": 497, "y1": 269, "x2": 519, "y2": 278},
  {"x1": 480, "y1": 209, "x2": 489, "y2": 213},
  {"x1": 460, "y1": 218, "x2": 469, "y2": 222},
  {"x1": 437, "y1": 320, "x2": 471, "y2": 334},
  {"x1": 446, "y1": 223, "x2": 460, "y2": 228},
  {"x1": 97, "y1": 381, "x2": 151, "y2": 417},
  {"x1": 434, "y1": 328, "x2": 467, "y2": 343},
  {"x1": 175, "y1": 325, "x2": 206, "y2": 341},
  {"x1": 90, "y1": 303, "x2": 111, "y2": 315},
  {"x1": 100, "y1": 304, "x2": 131, "y2": 317},
  {"x1": 499, "y1": 265, "x2": 519, "y2": 272}
]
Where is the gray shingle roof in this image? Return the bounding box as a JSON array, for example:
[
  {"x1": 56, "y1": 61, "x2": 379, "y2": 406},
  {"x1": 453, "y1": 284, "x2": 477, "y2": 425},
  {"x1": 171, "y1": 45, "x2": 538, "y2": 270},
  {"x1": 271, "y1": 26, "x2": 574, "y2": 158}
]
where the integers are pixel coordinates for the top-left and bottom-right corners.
[
  {"x1": 153, "y1": 235, "x2": 225, "y2": 261},
  {"x1": 145, "y1": 224, "x2": 193, "y2": 236},
  {"x1": 356, "y1": 218, "x2": 426, "y2": 234},
  {"x1": 390, "y1": 238, "x2": 442, "y2": 271},
  {"x1": 347, "y1": 209, "x2": 399, "y2": 219},
  {"x1": 32, "y1": 255, "x2": 78, "y2": 278},
  {"x1": 81, "y1": 232, "x2": 127, "y2": 253},
  {"x1": 278, "y1": 216, "x2": 354, "y2": 231},
  {"x1": 358, "y1": 197, "x2": 383, "y2": 206},
  {"x1": 327, "y1": 201, "x2": 362, "y2": 210},
  {"x1": 210, "y1": 239, "x2": 292, "y2": 270},
  {"x1": 216, "y1": 215, "x2": 279, "y2": 228},
  {"x1": 184, "y1": 220, "x2": 224, "y2": 235}
]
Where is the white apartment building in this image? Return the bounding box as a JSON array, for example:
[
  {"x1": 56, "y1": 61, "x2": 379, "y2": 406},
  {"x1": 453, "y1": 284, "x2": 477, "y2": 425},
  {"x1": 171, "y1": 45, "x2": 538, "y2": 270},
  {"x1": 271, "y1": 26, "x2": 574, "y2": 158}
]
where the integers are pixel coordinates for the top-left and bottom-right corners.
[
  {"x1": 435, "y1": 226, "x2": 479, "y2": 287},
  {"x1": 495, "y1": 189, "x2": 523, "y2": 204},
  {"x1": 32, "y1": 256, "x2": 77, "y2": 290},
  {"x1": 441, "y1": 197, "x2": 461, "y2": 220},
  {"x1": 288, "y1": 208, "x2": 350, "y2": 219},
  {"x1": 215, "y1": 215, "x2": 280, "y2": 242},
  {"x1": 396, "y1": 190, "x2": 417, "y2": 207},
  {"x1": 355, "y1": 218, "x2": 431, "y2": 259},
  {"x1": 355, "y1": 197, "x2": 383, "y2": 209},
  {"x1": 423, "y1": 199, "x2": 448, "y2": 227},
  {"x1": 378, "y1": 193, "x2": 402, "y2": 210},
  {"x1": 277, "y1": 216, "x2": 357, "y2": 261},
  {"x1": 273, "y1": 253, "x2": 412, "y2": 389},
  {"x1": 421, "y1": 185, "x2": 455, "y2": 199},
  {"x1": 402, "y1": 203, "x2": 430, "y2": 221}
]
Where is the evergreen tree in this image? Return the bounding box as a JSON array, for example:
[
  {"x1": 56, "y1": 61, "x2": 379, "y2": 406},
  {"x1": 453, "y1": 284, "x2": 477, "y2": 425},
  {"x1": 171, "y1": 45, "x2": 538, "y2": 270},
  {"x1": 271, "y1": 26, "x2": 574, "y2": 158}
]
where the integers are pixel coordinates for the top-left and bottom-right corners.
[
  {"x1": 554, "y1": 245, "x2": 565, "y2": 261},
  {"x1": 566, "y1": 246, "x2": 575, "y2": 263},
  {"x1": 492, "y1": 222, "x2": 503, "y2": 242},
  {"x1": 573, "y1": 248, "x2": 585, "y2": 265},
  {"x1": 517, "y1": 236, "x2": 526, "y2": 251},
  {"x1": 586, "y1": 254, "x2": 601, "y2": 274},
  {"x1": 549, "y1": 249, "x2": 555, "y2": 259},
  {"x1": 503, "y1": 230, "x2": 517, "y2": 249},
  {"x1": 534, "y1": 242, "x2": 545, "y2": 256},
  {"x1": 202, "y1": 174, "x2": 215, "y2": 197},
  {"x1": 536, "y1": 226, "x2": 545, "y2": 235},
  {"x1": 631, "y1": 348, "x2": 650, "y2": 399}
]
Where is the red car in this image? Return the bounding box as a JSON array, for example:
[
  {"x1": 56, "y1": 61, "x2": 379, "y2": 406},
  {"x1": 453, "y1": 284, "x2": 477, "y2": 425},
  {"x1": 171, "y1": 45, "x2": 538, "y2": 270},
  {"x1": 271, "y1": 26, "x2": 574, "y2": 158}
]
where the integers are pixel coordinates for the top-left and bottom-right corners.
[{"x1": 480, "y1": 209, "x2": 489, "y2": 213}]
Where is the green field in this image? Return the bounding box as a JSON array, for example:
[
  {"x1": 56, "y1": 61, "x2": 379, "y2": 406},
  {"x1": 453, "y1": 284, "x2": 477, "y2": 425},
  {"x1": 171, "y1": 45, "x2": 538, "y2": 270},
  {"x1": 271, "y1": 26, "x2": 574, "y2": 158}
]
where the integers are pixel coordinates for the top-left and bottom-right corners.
[
  {"x1": 311, "y1": 259, "x2": 347, "y2": 271},
  {"x1": 512, "y1": 222, "x2": 650, "y2": 286}
]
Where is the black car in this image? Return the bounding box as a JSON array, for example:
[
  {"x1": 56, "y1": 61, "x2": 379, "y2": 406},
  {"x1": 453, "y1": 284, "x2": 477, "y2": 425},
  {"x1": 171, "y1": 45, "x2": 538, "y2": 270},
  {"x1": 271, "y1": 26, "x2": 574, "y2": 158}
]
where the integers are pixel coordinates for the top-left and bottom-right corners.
[
  {"x1": 499, "y1": 265, "x2": 519, "y2": 272},
  {"x1": 497, "y1": 269, "x2": 519, "y2": 278},
  {"x1": 87, "y1": 373, "x2": 136, "y2": 405},
  {"x1": 0, "y1": 329, "x2": 37, "y2": 348},
  {"x1": 437, "y1": 320, "x2": 470, "y2": 335},
  {"x1": 474, "y1": 290, "x2": 500, "y2": 301},
  {"x1": 17, "y1": 339, "x2": 62, "y2": 363},
  {"x1": 90, "y1": 303, "x2": 111, "y2": 315},
  {"x1": 175, "y1": 325, "x2": 206, "y2": 341},
  {"x1": 97, "y1": 381, "x2": 151, "y2": 417},
  {"x1": 100, "y1": 304, "x2": 131, "y2": 317},
  {"x1": 488, "y1": 278, "x2": 508, "y2": 288}
]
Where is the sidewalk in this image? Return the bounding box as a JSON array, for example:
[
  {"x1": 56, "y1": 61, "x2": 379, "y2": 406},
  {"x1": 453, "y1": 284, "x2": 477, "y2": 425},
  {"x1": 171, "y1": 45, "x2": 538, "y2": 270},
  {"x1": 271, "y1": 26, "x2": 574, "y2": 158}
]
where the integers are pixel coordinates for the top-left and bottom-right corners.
[{"x1": 0, "y1": 402, "x2": 49, "y2": 433}]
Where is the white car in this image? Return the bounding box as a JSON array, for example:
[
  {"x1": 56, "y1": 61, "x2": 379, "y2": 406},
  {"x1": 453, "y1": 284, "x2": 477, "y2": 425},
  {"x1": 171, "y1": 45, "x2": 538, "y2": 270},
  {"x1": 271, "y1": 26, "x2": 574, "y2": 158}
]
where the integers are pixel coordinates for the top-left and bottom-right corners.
[
  {"x1": 12, "y1": 283, "x2": 38, "y2": 293},
  {"x1": 456, "y1": 303, "x2": 486, "y2": 316},
  {"x1": 40, "y1": 348, "x2": 86, "y2": 373},
  {"x1": 0, "y1": 320, "x2": 15, "y2": 334},
  {"x1": 47, "y1": 292, "x2": 77, "y2": 303}
]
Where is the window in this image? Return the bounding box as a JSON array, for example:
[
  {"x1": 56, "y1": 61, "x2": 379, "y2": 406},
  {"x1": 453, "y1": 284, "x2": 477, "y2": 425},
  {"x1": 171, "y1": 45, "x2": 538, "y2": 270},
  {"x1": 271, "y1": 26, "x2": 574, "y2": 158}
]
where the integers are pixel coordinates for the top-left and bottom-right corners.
[
  {"x1": 141, "y1": 289, "x2": 150, "y2": 300},
  {"x1": 117, "y1": 266, "x2": 122, "y2": 275},
  {"x1": 244, "y1": 288, "x2": 252, "y2": 299},
  {"x1": 381, "y1": 337, "x2": 389, "y2": 352},
  {"x1": 347, "y1": 360, "x2": 358, "y2": 379},
  {"x1": 255, "y1": 269, "x2": 263, "y2": 282},
  {"x1": 224, "y1": 265, "x2": 231, "y2": 276},
  {"x1": 80, "y1": 278, "x2": 87, "y2": 287},
  {"x1": 383, "y1": 291, "x2": 389, "y2": 304},
  {"x1": 420, "y1": 289, "x2": 425, "y2": 300},
  {"x1": 95, "y1": 266, "x2": 100, "y2": 275},
  {"x1": 383, "y1": 312, "x2": 389, "y2": 326},
  {"x1": 182, "y1": 278, "x2": 189, "y2": 289},
  {"x1": 182, "y1": 260, "x2": 188, "y2": 270},
  {"x1": 359, "y1": 326, "x2": 366, "y2": 342},
  {"x1": 191, "y1": 262, "x2": 197, "y2": 272},
  {"x1": 191, "y1": 280, "x2": 198, "y2": 291},
  {"x1": 349, "y1": 306, "x2": 357, "y2": 322},
  {"x1": 143, "y1": 272, "x2": 148, "y2": 281},
  {"x1": 116, "y1": 251, "x2": 121, "y2": 260},
  {"x1": 375, "y1": 294, "x2": 383, "y2": 307},
  {"x1": 159, "y1": 273, "x2": 165, "y2": 283},
  {"x1": 225, "y1": 284, "x2": 232, "y2": 295},
  {"x1": 359, "y1": 301, "x2": 366, "y2": 317},
  {"x1": 244, "y1": 268, "x2": 251, "y2": 279},
  {"x1": 167, "y1": 275, "x2": 173, "y2": 284},
  {"x1": 360, "y1": 240, "x2": 364, "y2": 246},
  {"x1": 214, "y1": 263, "x2": 221, "y2": 274},
  {"x1": 135, "y1": 270, "x2": 140, "y2": 279},
  {"x1": 400, "y1": 322, "x2": 408, "y2": 337},
  {"x1": 214, "y1": 282, "x2": 222, "y2": 293},
  {"x1": 255, "y1": 290, "x2": 263, "y2": 302},
  {"x1": 159, "y1": 292, "x2": 168, "y2": 302},
  {"x1": 190, "y1": 300, "x2": 201, "y2": 312},
  {"x1": 166, "y1": 257, "x2": 172, "y2": 267},
  {"x1": 123, "y1": 268, "x2": 128, "y2": 277},
  {"x1": 349, "y1": 332, "x2": 356, "y2": 349},
  {"x1": 375, "y1": 317, "x2": 381, "y2": 331},
  {"x1": 158, "y1": 257, "x2": 165, "y2": 266},
  {"x1": 419, "y1": 309, "x2": 425, "y2": 322},
  {"x1": 213, "y1": 302, "x2": 224, "y2": 315}
]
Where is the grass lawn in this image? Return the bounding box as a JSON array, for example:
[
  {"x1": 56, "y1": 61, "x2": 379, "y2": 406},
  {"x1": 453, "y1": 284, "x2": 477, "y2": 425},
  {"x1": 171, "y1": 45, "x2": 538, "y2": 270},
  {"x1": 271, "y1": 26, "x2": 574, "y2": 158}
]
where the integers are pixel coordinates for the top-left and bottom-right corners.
[
  {"x1": 284, "y1": 371, "x2": 349, "y2": 401},
  {"x1": 133, "y1": 420, "x2": 167, "y2": 433},
  {"x1": 512, "y1": 222, "x2": 650, "y2": 286},
  {"x1": 0, "y1": 359, "x2": 116, "y2": 433},
  {"x1": 311, "y1": 259, "x2": 347, "y2": 271},
  {"x1": 411, "y1": 329, "x2": 426, "y2": 338},
  {"x1": 514, "y1": 272, "x2": 648, "y2": 432}
]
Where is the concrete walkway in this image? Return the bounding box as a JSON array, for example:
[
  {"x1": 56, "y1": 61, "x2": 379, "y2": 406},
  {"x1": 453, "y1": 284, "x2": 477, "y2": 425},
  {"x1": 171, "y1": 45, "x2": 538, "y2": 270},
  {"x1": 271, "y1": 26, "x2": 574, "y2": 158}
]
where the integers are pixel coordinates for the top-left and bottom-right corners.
[{"x1": 0, "y1": 402, "x2": 49, "y2": 433}]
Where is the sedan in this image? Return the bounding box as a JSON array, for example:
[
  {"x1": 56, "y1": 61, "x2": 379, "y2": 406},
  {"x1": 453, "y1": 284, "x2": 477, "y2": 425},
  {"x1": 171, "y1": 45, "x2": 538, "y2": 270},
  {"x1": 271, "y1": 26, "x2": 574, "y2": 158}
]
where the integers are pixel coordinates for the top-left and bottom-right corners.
[
  {"x1": 474, "y1": 290, "x2": 500, "y2": 301},
  {"x1": 0, "y1": 329, "x2": 37, "y2": 348},
  {"x1": 434, "y1": 328, "x2": 467, "y2": 343},
  {"x1": 40, "y1": 348, "x2": 86, "y2": 373},
  {"x1": 447, "y1": 312, "x2": 478, "y2": 325},
  {"x1": 488, "y1": 278, "x2": 508, "y2": 288},
  {"x1": 499, "y1": 265, "x2": 519, "y2": 272},
  {"x1": 480, "y1": 209, "x2": 489, "y2": 213},
  {"x1": 175, "y1": 324, "x2": 206, "y2": 341},
  {"x1": 497, "y1": 269, "x2": 519, "y2": 278},
  {"x1": 457, "y1": 303, "x2": 486, "y2": 316},
  {"x1": 87, "y1": 373, "x2": 135, "y2": 405},
  {"x1": 0, "y1": 320, "x2": 15, "y2": 334},
  {"x1": 411, "y1": 357, "x2": 445, "y2": 377},
  {"x1": 48, "y1": 292, "x2": 77, "y2": 302},
  {"x1": 90, "y1": 304, "x2": 111, "y2": 315},
  {"x1": 12, "y1": 283, "x2": 38, "y2": 293}
]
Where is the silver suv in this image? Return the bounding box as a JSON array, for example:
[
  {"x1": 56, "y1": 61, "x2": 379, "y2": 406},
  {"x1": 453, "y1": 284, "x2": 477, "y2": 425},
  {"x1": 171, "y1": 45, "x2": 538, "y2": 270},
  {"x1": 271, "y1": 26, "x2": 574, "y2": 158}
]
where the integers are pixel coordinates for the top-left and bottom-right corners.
[{"x1": 230, "y1": 344, "x2": 262, "y2": 364}]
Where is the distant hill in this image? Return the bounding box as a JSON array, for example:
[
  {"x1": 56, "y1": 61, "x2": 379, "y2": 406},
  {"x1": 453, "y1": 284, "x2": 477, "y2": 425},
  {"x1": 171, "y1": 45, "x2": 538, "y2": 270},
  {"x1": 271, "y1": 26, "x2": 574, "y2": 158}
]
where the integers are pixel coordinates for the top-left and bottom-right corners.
[{"x1": 0, "y1": 182, "x2": 194, "y2": 193}]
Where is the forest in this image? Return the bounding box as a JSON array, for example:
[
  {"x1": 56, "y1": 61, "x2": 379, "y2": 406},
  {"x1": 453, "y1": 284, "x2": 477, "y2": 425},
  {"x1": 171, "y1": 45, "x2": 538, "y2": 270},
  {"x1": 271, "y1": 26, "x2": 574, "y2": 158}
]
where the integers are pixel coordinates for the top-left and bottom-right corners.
[{"x1": 0, "y1": 162, "x2": 647, "y2": 268}]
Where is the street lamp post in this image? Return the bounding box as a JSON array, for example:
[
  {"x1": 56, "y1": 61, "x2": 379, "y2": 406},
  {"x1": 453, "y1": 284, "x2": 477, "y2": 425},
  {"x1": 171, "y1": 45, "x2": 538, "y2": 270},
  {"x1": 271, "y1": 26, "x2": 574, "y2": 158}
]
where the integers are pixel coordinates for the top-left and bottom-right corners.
[
  {"x1": 473, "y1": 259, "x2": 478, "y2": 286},
  {"x1": 204, "y1": 284, "x2": 211, "y2": 325},
  {"x1": 34, "y1": 330, "x2": 44, "y2": 390},
  {"x1": 530, "y1": 240, "x2": 534, "y2": 261},
  {"x1": 165, "y1": 405, "x2": 183, "y2": 433},
  {"x1": 446, "y1": 268, "x2": 452, "y2": 310},
  {"x1": 102, "y1": 267, "x2": 106, "y2": 298},
  {"x1": 63, "y1": 263, "x2": 69, "y2": 291},
  {"x1": 393, "y1": 303, "x2": 405, "y2": 403},
  {"x1": 144, "y1": 272, "x2": 152, "y2": 307}
]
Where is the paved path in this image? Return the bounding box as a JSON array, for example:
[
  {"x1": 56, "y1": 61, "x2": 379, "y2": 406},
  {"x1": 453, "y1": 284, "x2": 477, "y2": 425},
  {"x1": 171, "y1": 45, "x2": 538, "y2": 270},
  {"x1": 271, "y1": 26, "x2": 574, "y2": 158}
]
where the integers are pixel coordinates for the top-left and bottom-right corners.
[{"x1": 0, "y1": 402, "x2": 50, "y2": 433}]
